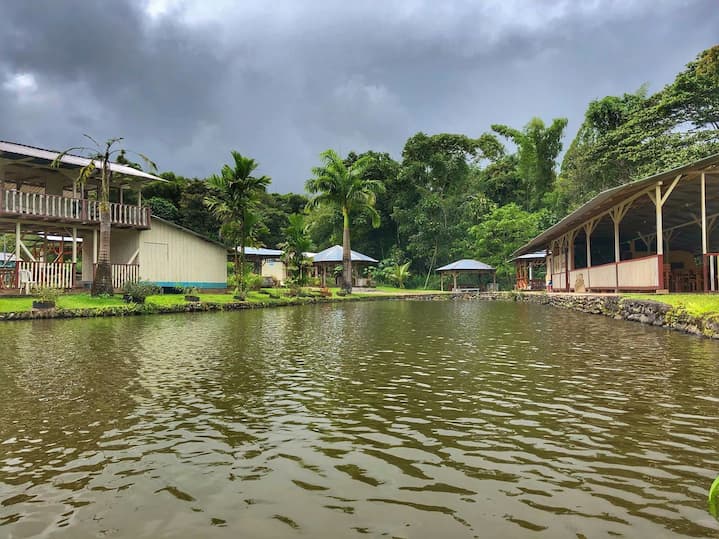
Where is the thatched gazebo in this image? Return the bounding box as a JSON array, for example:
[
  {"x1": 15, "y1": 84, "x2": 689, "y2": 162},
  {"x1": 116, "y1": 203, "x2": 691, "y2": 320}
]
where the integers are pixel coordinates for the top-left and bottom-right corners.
[{"x1": 436, "y1": 259, "x2": 496, "y2": 291}]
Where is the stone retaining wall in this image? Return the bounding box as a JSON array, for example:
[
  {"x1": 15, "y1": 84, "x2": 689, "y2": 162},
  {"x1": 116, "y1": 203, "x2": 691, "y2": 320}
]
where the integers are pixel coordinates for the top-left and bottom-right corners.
[{"x1": 461, "y1": 291, "x2": 719, "y2": 339}]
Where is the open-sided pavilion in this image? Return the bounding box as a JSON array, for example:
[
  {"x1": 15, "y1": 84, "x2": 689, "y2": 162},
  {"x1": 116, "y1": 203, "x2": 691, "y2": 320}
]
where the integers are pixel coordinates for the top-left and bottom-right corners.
[
  {"x1": 513, "y1": 154, "x2": 719, "y2": 293},
  {"x1": 437, "y1": 259, "x2": 496, "y2": 291}
]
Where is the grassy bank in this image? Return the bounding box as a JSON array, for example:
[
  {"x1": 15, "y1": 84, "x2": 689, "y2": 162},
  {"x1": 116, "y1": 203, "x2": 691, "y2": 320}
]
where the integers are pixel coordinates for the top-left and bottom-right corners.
[
  {"x1": 0, "y1": 287, "x2": 447, "y2": 317},
  {"x1": 625, "y1": 293, "x2": 719, "y2": 317}
]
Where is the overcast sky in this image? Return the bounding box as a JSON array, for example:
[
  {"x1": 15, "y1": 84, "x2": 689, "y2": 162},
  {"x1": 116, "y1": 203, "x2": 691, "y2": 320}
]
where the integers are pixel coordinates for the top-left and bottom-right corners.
[{"x1": 1, "y1": 0, "x2": 717, "y2": 192}]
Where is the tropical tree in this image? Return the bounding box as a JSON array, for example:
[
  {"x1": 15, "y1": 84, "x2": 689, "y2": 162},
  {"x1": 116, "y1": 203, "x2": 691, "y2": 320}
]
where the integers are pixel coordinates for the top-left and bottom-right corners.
[
  {"x1": 388, "y1": 261, "x2": 411, "y2": 289},
  {"x1": 305, "y1": 149, "x2": 385, "y2": 293},
  {"x1": 52, "y1": 136, "x2": 156, "y2": 296},
  {"x1": 205, "y1": 151, "x2": 271, "y2": 293},
  {"x1": 279, "y1": 213, "x2": 313, "y2": 285}
]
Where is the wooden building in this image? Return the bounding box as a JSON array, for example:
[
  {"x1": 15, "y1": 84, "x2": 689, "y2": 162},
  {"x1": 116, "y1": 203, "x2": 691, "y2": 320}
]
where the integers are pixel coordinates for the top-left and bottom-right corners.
[
  {"x1": 512, "y1": 155, "x2": 719, "y2": 293},
  {"x1": 0, "y1": 140, "x2": 227, "y2": 292}
]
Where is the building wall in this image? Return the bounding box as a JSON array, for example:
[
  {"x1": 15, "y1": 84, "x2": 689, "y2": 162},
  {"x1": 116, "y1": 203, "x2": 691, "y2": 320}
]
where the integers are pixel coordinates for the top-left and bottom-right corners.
[
  {"x1": 138, "y1": 218, "x2": 227, "y2": 288},
  {"x1": 110, "y1": 229, "x2": 140, "y2": 265},
  {"x1": 261, "y1": 259, "x2": 286, "y2": 284}
]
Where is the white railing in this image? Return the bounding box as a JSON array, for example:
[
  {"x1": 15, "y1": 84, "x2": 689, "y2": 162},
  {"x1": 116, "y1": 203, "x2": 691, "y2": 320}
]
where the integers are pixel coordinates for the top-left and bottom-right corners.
[
  {"x1": 2, "y1": 190, "x2": 82, "y2": 220},
  {"x1": 94, "y1": 263, "x2": 140, "y2": 290},
  {"x1": 1, "y1": 189, "x2": 150, "y2": 227},
  {"x1": 17, "y1": 261, "x2": 75, "y2": 289}
]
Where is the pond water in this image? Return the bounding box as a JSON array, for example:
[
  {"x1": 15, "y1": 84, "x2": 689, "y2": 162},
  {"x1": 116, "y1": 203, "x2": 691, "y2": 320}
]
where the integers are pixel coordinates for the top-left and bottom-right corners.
[{"x1": 1, "y1": 300, "x2": 719, "y2": 538}]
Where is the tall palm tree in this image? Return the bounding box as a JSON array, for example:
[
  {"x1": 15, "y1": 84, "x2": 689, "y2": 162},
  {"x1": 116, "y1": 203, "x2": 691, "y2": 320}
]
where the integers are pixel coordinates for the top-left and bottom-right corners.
[
  {"x1": 205, "y1": 151, "x2": 271, "y2": 293},
  {"x1": 306, "y1": 149, "x2": 385, "y2": 293},
  {"x1": 52, "y1": 136, "x2": 156, "y2": 296}
]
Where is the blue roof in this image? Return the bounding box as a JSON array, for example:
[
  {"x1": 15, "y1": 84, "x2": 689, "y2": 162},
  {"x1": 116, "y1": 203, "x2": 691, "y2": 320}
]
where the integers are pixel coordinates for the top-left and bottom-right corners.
[
  {"x1": 436, "y1": 259, "x2": 495, "y2": 272},
  {"x1": 313, "y1": 245, "x2": 378, "y2": 263}
]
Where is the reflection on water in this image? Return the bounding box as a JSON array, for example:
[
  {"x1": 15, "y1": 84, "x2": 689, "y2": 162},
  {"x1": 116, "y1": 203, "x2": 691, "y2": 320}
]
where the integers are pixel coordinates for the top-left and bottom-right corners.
[{"x1": 1, "y1": 301, "x2": 719, "y2": 538}]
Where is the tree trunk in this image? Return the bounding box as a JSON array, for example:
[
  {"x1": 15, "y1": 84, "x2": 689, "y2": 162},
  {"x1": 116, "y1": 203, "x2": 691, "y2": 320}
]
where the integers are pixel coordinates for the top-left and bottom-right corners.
[
  {"x1": 342, "y1": 207, "x2": 352, "y2": 294},
  {"x1": 92, "y1": 205, "x2": 114, "y2": 296}
]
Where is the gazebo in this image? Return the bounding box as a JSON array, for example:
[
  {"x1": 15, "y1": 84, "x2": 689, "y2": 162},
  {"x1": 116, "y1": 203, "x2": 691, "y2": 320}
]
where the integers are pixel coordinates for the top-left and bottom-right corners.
[
  {"x1": 512, "y1": 250, "x2": 547, "y2": 290},
  {"x1": 436, "y1": 259, "x2": 496, "y2": 291},
  {"x1": 312, "y1": 245, "x2": 378, "y2": 287}
]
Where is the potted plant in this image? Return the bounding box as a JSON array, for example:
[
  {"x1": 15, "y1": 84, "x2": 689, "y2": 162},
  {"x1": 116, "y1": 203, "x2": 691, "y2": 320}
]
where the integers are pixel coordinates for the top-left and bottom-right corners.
[
  {"x1": 122, "y1": 280, "x2": 160, "y2": 303},
  {"x1": 32, "y1": 286, "x2": 60, "y2": 310},
  {"x1": 183, "y1": 286, "x2": 201, "y2": 302}
]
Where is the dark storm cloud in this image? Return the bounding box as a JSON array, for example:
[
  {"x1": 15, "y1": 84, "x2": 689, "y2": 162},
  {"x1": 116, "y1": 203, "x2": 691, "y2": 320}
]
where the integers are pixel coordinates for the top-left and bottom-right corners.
[{"x1": 1, "y1": 0, "x2": 717, "y2": 192}]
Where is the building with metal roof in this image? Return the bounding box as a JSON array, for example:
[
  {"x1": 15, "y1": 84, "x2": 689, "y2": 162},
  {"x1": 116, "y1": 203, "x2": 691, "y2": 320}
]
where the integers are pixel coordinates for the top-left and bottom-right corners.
[
  {"x1": 513, "y1": 154, "x2": 719, "y2": 293},
  {"x1": 312, "y1": 245, "x2": 378, "y2": 287},
  {"x1": 436, "y1": 259, "x2": 496, "y2": 291}
]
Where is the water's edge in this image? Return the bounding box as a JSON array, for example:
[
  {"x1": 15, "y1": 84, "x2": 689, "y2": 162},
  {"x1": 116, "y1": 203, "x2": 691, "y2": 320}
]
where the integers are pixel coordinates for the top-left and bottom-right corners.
[
  {"x1": 0, "y1": 292, "x2": 448, "y2": 322},
  {"x1": 470, "y1": 291, "x2": 719, "y2": 340}
]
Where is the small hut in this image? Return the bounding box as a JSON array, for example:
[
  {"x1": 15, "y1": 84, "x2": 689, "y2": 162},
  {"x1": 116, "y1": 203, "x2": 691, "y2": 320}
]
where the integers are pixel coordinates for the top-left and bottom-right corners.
[
  {"x1": 437, "y1": 259, "x2": 496, "y2": 291},
  {"x1": 512, "y1": 251, "x2": 547, "y2": 290},
  {"x1": 313, "y1": 245, "x2": 378, "y2": 287}
]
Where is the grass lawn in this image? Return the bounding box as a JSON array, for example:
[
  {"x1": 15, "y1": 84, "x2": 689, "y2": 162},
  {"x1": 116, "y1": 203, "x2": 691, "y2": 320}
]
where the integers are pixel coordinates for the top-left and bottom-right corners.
[
  {"x1": 625, "y1": 293, "x2": 719, "y2": 317},
  {"x1": 0, "y1": 286, "x2": 442, "y2": 314}
]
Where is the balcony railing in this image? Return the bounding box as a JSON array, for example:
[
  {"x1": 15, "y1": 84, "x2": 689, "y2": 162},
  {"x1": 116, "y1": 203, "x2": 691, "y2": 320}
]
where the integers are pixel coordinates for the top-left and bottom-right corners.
[{"x1": 0, "y1": 189, "x2": 150, "y2": 228}]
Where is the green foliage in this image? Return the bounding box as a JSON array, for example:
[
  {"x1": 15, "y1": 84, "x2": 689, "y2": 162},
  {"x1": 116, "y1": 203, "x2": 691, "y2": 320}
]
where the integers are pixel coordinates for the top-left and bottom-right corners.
[
  {"x1": 471, "y1": 204, "x2": 548, "y2": 286},
  {"x1": 279, "y1": 213, "x2": 313, "y2": 285},
  {"x1": 387, "y1": 261, "x2": 411, "y2": 289},
  {"x1": 306, "y1": 149, "x2": 386, "y2": 292},
  {"x1": 147, "y1": 196, "x2": 180, "y2": 221},
  {"x1": 709, "y1": 474, "x2": 719, "y2": 520},
  {"x1": 205, "y1": 151, "x2": 271, "y2": 292},
  {"x1": 32, "y1": 286, "x2": 61, "y2": 303},
  {"x1": 122, "y1": 280, "x2": 161, "y2": 303}
]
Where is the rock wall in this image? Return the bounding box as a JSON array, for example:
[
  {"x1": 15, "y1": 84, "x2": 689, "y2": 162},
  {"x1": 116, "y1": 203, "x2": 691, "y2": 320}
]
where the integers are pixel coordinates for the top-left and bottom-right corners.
[{"x1": 462, "y1": 291, "x2": 719, "y2": 340}]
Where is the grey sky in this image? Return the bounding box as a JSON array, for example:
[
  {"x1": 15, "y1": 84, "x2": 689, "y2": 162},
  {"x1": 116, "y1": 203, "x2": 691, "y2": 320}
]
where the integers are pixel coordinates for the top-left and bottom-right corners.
[{"x1": 1, "y1": 0, "x2": 717, "y2": 192}]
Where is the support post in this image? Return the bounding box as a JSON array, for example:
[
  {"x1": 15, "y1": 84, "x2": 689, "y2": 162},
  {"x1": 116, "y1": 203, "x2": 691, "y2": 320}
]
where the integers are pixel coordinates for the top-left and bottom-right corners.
[
  {"x1": 701, "y1": 172, "x2": 708, "y2": 291},
  {"x1": 93, "y1": 228, "x2": 98, "y2": 264},
  {"x1": 655, "y1": 182, "x2": 664, "y2": 290},
  {"x1": 15, "y1": 221, "x2": 20, "y2": 262},
  {"x1": 72, "y1": 227, "x2": 78, "y2": 264}
]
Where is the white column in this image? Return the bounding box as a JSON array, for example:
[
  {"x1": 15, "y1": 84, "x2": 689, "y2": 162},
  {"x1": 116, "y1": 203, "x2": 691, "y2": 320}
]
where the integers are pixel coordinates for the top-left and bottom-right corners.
[
  {"x1": 72, "y1": 227, "x2": 78, "y2": 263},
  {"x1": 93, "y1": 228, "x2": 98, "y2": 264},
  {"x1": 15, "y1": 221, "x2": 20, "y2": 261}
]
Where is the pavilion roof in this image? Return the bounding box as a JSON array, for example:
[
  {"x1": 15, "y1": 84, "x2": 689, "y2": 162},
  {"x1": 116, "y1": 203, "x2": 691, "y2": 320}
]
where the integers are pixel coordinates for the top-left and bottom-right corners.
[
  {"x1": 313, "y1": 245, "x2": 378, "y2": 263},
  {"x1": 436, "y1": 259, "x2": 495, "y2": 272},
  {"x1": 512, "y1": 153, "x2": 719, "y2": 257}
]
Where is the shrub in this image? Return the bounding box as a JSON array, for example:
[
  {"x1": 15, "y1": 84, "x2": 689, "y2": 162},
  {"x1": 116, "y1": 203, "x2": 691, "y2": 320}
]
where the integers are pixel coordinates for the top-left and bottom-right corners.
[
  {"x1": 244, "y1": 272, "x2": 264, "y2": 291},
  {"x1": 33, "y1": 286, "x2": 61, "y2": 304},
  {"x1": 122, "y1": 280, "x2": 160, "y2": 303}
]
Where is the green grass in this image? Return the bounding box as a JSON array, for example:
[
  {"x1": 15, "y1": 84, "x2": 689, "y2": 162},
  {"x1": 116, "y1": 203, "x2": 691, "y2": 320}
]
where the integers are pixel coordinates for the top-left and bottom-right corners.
[
  {"x1": 625, "y1": 293, "x2": 719, "y2": 317},
  {"x1": 0, "y1": 286, "x2": 443, "y2": 314}
]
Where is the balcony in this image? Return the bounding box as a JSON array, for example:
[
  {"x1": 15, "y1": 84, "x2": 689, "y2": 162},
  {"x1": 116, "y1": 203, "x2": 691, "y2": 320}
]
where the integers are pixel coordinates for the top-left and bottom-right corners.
[{"x1": 0, "y1": 189, "x2": 151, "y2": 229}]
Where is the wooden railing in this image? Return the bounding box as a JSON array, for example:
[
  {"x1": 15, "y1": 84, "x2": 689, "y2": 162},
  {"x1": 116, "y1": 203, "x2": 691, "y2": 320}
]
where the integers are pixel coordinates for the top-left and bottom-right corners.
[
  {"x1": 94, "y1": 263, "x2": 140, "y2": 290},
  {"x1": 1, "y1": 189, "x2": 150, "y2": 227},
  {"x1": 705, "y1": 253, "x2": 719, "y2": 292},
  {"x1": 0, "y1": 266, "x2": 16, "y2": 289},
  {"x1": 17, "y1": 261, "x2": 75, "y2": 289}
]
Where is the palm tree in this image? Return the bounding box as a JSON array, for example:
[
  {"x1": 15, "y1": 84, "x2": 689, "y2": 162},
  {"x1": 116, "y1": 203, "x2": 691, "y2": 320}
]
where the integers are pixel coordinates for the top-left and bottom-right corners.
[
  {"x1": 306, "y1": 149, "x2": 385, "y2": 293},
  {"x1": 279, "y1": 213, "x2": 313, "y2": 285},
  {"x1": 52, "y1": 136, "x2": 156, "y2": 296},
  {"x1": 205, "y1": 151, "x2": 271, "y2": 293}
]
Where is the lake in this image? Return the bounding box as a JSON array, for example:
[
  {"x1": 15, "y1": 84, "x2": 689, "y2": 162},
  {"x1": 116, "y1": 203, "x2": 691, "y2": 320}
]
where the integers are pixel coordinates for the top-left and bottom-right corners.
[{"x1": 1, "y1": 300, "x2": 718, "y2": 537}]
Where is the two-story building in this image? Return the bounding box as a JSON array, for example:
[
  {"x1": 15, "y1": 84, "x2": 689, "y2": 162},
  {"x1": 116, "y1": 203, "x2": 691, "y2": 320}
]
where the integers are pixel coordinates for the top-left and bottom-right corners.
[{"x1": 0, "y1": 141, "x2": 227, "y2": 293}]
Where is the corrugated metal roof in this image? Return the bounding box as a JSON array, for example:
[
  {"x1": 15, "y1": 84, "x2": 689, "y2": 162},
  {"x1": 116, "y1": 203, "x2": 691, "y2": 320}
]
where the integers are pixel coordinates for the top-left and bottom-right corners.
[
  {"x1": 436, "y1": 259, "x2": 495, "y2": 272},
  {"x1": 243, "y1": 247, "x2": 283, "y2": 257},
  {"x1": 512, "y1": 250, "x2": 547, "y2": 261},
  {"x1": 312, "y1": 245, "x2": 378, "y2": 263},
  {"x1": 0, "y1": 140, "x2": 165, "y2": 183},
  {"x1": 513, "y1": 153, "x2": 719, "y2": 257}
]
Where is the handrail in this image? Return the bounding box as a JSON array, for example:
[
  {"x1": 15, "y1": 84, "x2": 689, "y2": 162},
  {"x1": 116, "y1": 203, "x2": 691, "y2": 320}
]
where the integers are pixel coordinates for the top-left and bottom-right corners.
[{"x1": 1, "y1": 189, "x2": 150, "y2": 227}]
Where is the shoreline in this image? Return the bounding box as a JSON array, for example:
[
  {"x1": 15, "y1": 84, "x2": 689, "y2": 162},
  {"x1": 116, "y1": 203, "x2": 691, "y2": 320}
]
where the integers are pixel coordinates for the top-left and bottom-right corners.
[
  {"x1": 466, "y1": 291, "x2": 719, "y2": 340},
  {"x1": 0, "y1": 292, "x2": 449, "y2": 322}
]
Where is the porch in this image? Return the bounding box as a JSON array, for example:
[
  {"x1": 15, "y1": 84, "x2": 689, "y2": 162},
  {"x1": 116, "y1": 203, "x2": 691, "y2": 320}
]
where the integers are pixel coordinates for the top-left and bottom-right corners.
[{"x1": 515, "y1": 155, "x2": 719, "y2": 294}]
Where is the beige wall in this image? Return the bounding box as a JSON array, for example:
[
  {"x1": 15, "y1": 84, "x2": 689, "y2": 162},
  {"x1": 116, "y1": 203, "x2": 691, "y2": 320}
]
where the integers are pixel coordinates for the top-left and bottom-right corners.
[
  {"x1": 110, "y1": 229, "x2": 140, "y2": 265},
  {"x1": 138, "y1": 218, "x2": 227, "y2": 287},
  {"x1": 261, "y1": 259, "x2": 287, "y2": 283}
]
